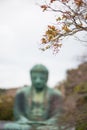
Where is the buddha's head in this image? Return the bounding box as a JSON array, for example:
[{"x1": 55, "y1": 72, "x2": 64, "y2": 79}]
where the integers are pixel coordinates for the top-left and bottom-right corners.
[{"x1": 30, "y1": 64, "x2": 49, "y2": 91}]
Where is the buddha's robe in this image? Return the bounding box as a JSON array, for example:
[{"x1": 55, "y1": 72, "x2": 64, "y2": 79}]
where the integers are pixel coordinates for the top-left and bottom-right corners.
[{"x1": 4, "y1": 86, "x2": 63, "y2": 130}]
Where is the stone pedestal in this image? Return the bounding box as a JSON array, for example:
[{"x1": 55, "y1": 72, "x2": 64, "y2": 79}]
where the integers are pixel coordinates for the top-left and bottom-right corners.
[
  {"x1": 0, "y1": 121, "x2": 10, "y2": 130},
  {"x1": 0, "y1": 121, "x2": 31, "y2": 130},
  {"x1": 0, "y1": 121, "x2": 75, "y2": 130}
]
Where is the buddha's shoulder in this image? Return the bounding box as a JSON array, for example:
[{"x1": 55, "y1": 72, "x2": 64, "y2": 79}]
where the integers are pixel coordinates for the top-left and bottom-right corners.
[
  {"x1": 16, "y1": 85, "x2": 31, "y2": 95},
  {"x1": 48, "y1": 87, "x2": 62, "y2": 97}
]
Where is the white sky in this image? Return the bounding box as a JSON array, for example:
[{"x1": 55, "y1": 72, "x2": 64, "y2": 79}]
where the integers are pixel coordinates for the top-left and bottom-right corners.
[{"x1": 0, "y1": 0, "x2": 86, "y2": 88}]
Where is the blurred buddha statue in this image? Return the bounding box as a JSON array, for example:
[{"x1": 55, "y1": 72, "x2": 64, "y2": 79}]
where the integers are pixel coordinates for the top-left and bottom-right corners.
[{"x1": 4, "y1": 64, "x2": 63, "y2": 130}]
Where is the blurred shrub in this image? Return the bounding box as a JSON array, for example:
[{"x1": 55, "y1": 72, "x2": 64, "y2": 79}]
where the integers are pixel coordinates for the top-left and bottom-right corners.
[
  {"x1": 0, "y1": 93, "x2": 14, "y2": 121},
  {"x1": 56, "y1": 62, "x2": 87, "y2": 130}
]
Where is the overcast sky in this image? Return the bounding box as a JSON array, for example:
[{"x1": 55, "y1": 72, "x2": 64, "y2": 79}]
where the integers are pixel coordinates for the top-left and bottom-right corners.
[{"x1": 0, "y1": 0, "x2": 86, "y2": 88}]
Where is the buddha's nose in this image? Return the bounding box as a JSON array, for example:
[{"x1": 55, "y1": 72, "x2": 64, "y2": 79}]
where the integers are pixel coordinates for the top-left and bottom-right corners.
[{"x1": 36, "y1": 78, "x2": 41, "y2": 84}]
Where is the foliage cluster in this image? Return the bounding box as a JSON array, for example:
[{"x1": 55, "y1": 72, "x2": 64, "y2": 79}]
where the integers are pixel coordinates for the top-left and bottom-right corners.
[
  {"x1": 0, "y1": 89, "x2": 6, "y2": 94},
  {"x1": 0, "y1": 92, "x2": 14, "y2": 121},
  {"x1": 57, "y1": 62, "x2": 87, "y2": 129},
  {"x1": 65, "y1": 62, "x2": 87, "y2": 94},
  {"x1": 40, "y1": 0, "x2": 87, "y2": 53}
]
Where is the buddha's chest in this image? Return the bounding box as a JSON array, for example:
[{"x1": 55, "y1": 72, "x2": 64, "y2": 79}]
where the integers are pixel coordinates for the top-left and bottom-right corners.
[
  {"x1": 30, "y1": 101, "x2": 46, "y2": 120},
  {"x1": 28, "y1": 92, "x2": 49, "y2": 121}
]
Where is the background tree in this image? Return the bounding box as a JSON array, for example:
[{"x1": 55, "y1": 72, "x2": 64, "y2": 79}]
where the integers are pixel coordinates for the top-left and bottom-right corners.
[
  {"x1": 56, "y1": 59, "x2": 87, "y2": 129},
  {"x1": 40, "y1": 0, "x2": 87, "y2": 53},
  {"x1": 0, "y1": 93, "x2": 14, "y2": 121},
  {"x1": 0, "y1": 88, "x2": 17, "y2": 121}
]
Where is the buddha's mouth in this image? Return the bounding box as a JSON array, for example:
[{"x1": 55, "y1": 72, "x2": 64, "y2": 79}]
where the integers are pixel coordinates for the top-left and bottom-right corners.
[{"x1": 35, "y1": 84, "x2": 44, "y2": 88}]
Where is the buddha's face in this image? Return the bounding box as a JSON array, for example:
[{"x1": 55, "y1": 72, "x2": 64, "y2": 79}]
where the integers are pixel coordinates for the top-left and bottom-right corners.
[{"x1": 31, "y1": 71, "x2": 48, "y2": 91}]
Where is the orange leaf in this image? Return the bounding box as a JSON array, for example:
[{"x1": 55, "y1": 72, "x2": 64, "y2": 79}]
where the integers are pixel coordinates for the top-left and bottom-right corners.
[
  {"x1": 62, "y1": 0, "x2": 69, "y2": 3},
  {"x1": 41, "y1": 38, "x2": 47, "y2": 44},
  {"x1": 50, "y1": 0, "x2": 56, "y2": 3},
  {"x1": 41, "y1": 5, "x2": 48, "y2": 11},
  {"x1": 74, "y1": 0, "x2": 83, "y2": 6},
  {"x1": 62, "y1": 25, "x2": 71, "y2": 32}
]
